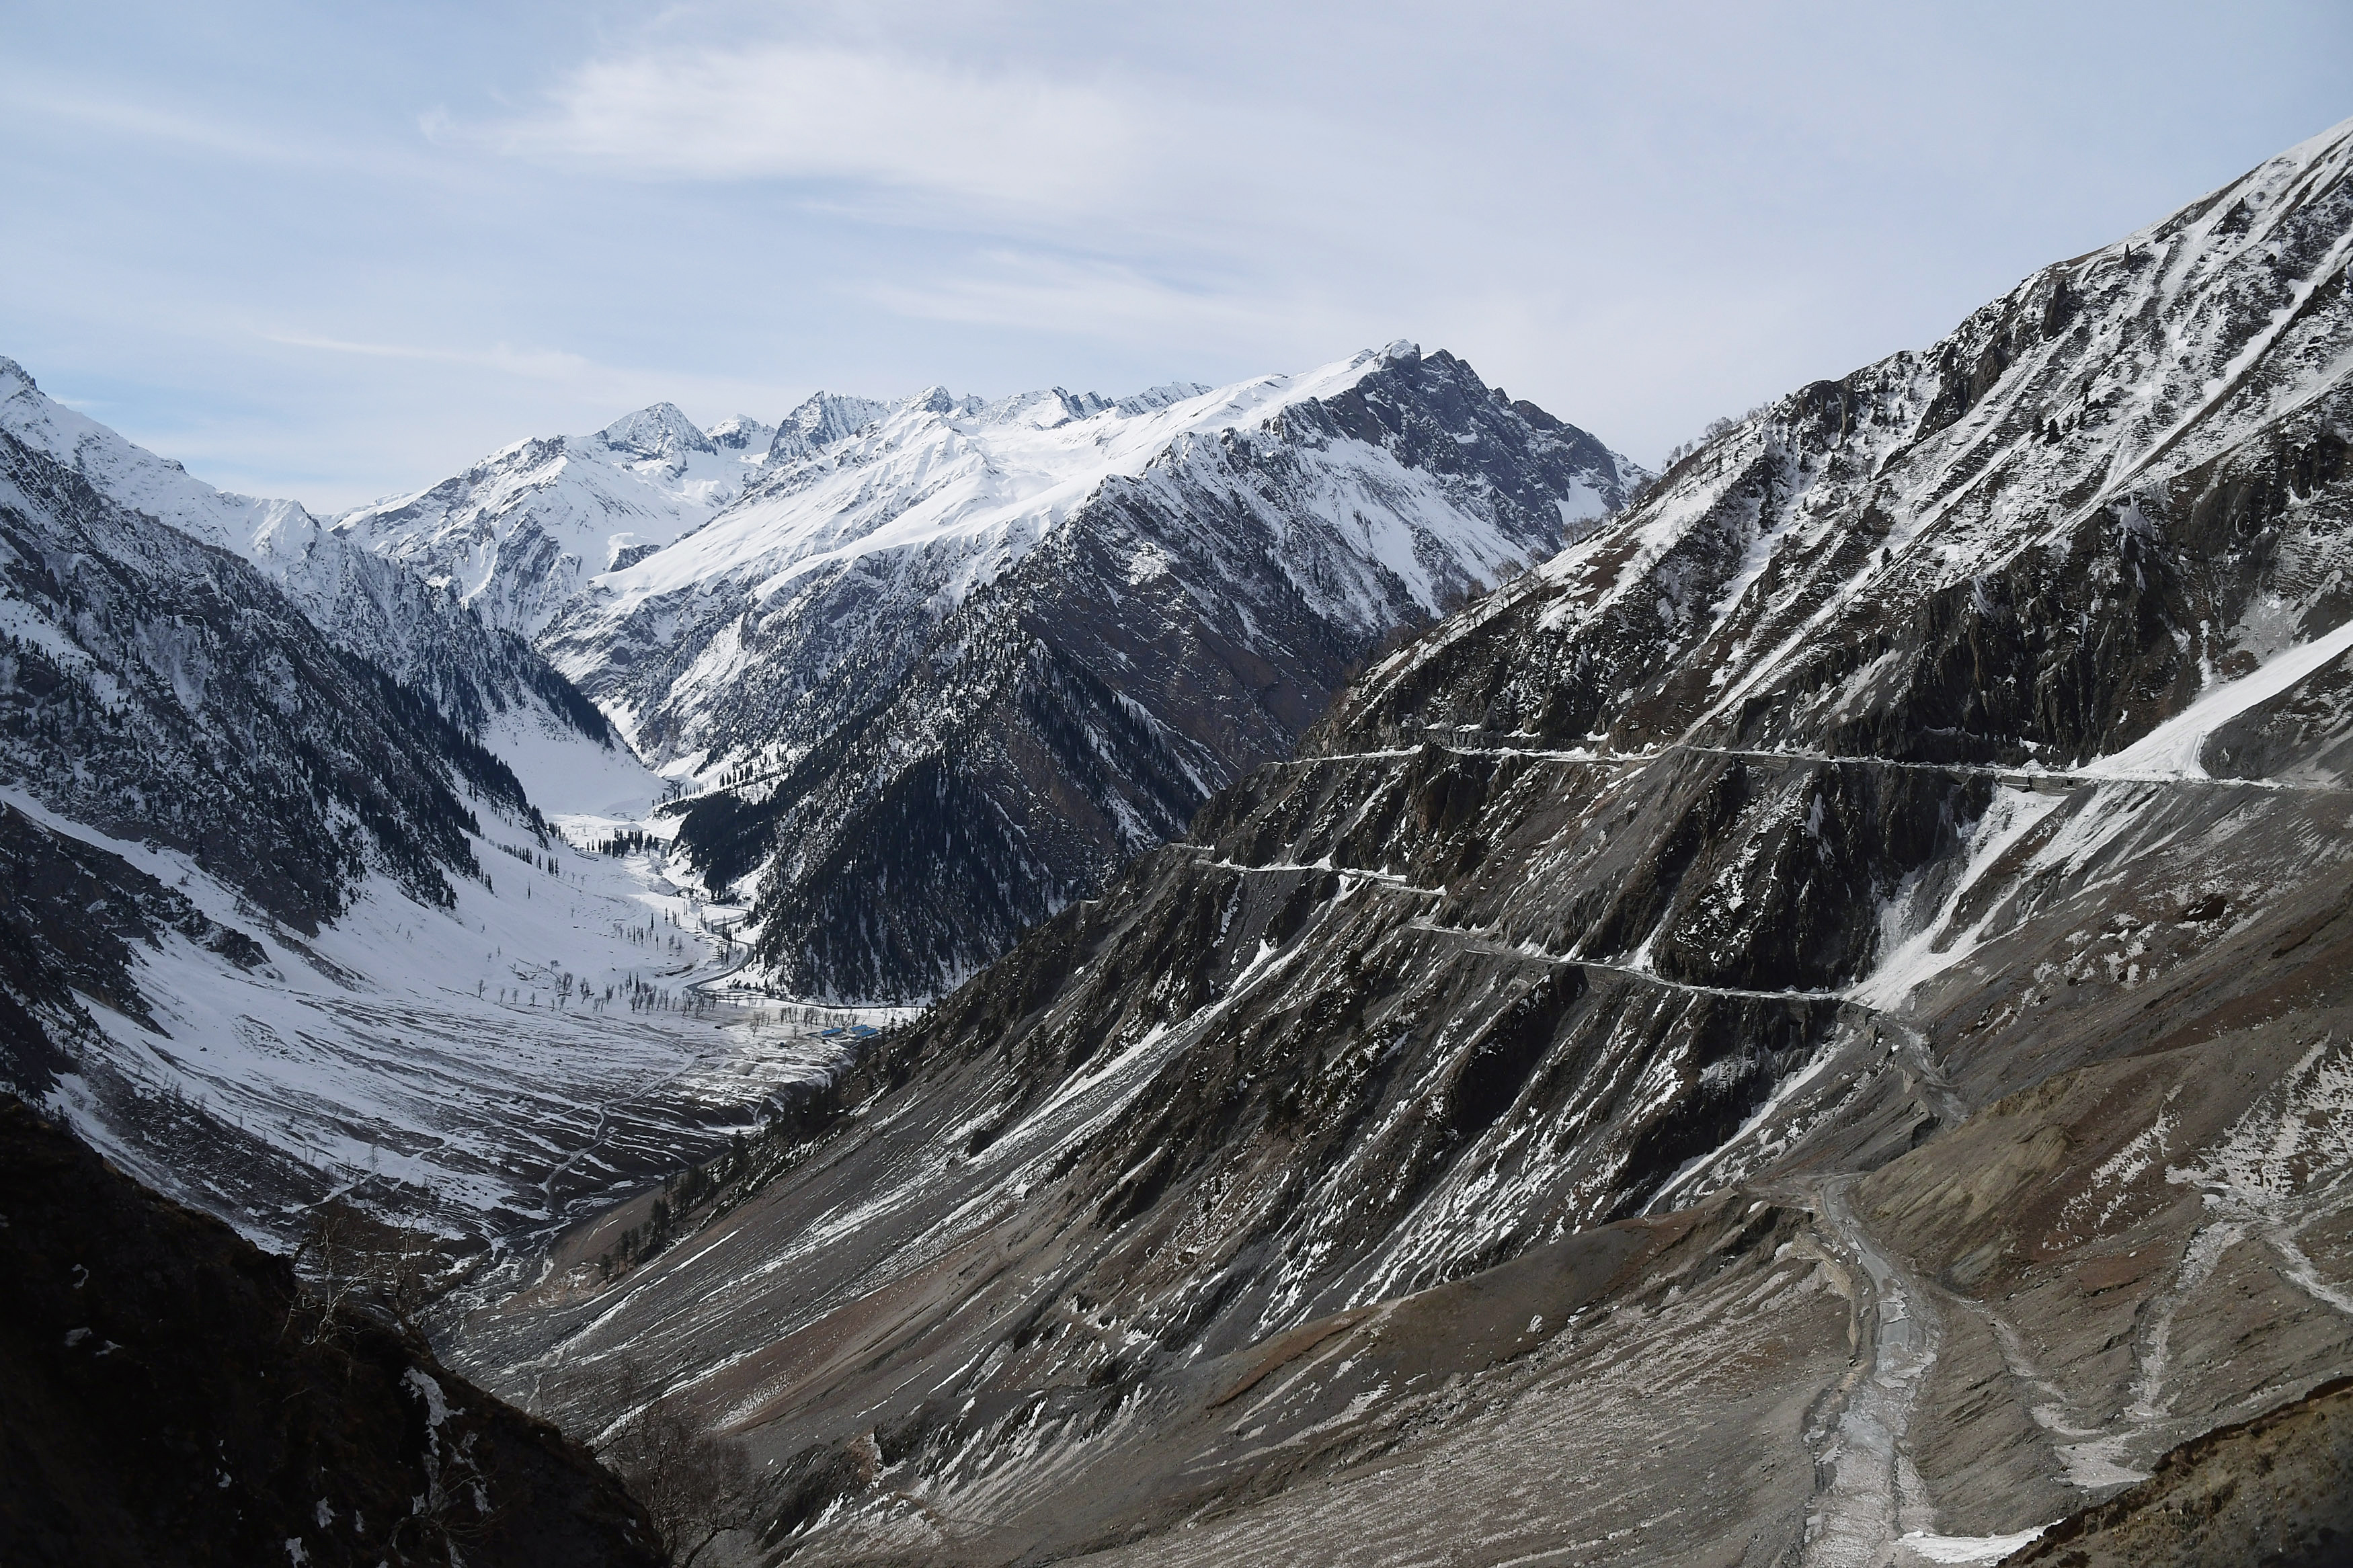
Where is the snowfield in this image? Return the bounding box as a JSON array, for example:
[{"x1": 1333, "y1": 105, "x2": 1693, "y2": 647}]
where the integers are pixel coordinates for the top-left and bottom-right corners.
[{"x1": 6, "y1": 779, "x2": 897, "y2": 1251}]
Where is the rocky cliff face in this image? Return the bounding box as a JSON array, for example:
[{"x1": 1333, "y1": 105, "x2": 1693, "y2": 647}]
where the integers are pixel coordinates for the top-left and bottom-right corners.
[
  {"x1": 0, "y1": 1094, "x2": 666, "y2": 1568},
  {"x1": 2004, "y1": 1374, "x2": 2353, "y2": 1567},
  {"x1": 577, "y1": 346, "x2": 1642, "y2": 1001},
  {"x1": 451, "y1": 119, "x2": 2353, "y2": 1567}
]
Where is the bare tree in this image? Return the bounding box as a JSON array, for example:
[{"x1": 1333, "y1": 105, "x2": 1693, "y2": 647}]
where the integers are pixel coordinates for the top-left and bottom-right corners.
[
  {"x1": 596, "y1": 1360, "x2": 760, "y2": 1566},
  {"x1": 287, "y1": 1197, "x2": 449, "y2": 1344}
]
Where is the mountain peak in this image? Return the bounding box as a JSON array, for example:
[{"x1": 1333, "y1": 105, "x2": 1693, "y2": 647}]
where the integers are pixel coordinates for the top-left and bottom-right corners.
[
  {"x1": 904, "y1": 384, "x2": 965, "y2": 417},
  {"x1": 764, "y1": 392, "x2": 891, "y2": 462},
  {"x1": 704, "y1": 413, "x2": 776, "y2": 454},
  {"x1": 596, "y1": 401, "x2": 715, "y2": 459}
]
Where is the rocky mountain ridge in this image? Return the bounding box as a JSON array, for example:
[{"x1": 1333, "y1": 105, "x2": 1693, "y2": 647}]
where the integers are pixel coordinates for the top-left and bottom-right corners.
[
  {"x1": 0, "y1": 358, "x2": 627, "y2": 811},
  {"x1": 584, "y1": 345, "x2": 1642, "y2": 1000},
  {"x1": 337, "y1": 400, "x2": 783, "y2": 639}
]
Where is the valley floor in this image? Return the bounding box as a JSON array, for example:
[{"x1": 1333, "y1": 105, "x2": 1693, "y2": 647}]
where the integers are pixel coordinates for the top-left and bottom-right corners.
[{"x1": 15, "y1": 782, "x2": 908, "y2": 1255}]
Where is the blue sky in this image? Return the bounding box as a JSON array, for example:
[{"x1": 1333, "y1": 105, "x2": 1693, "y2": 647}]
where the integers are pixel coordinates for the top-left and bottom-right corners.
[{"x1": 4, "y1": 1, "x2": 2348, "y2": 511}]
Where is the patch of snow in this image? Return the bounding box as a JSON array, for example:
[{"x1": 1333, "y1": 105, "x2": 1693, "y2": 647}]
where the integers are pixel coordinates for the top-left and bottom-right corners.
[
  {"x1": 2083, "y1": 616, "x2": 2353, "y2": 780},
  {"x1": 1897, "y1": 1526, "x2": 2048, "y2": 1564}
]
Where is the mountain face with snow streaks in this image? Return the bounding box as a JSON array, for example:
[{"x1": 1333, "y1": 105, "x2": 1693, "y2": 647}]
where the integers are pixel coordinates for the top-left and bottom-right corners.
[
  {"x1": 540, "y1": 345, "x2": 1640, "y2": 1000},
  {"x1": 0, "y1": 363, "x2": 791, "y2": 1253},
  {"x1": 0, "y1": 425, "x2": 530, "y2": 940},
  {"x1": 322, "y1": 349, "x2": 1636, "y2": 1002},
  {"x1": 452, "y1": 120, "x2": 2353, "y2": 1568},
  {"x1": 0, "y1": 358, "x2": 620, "y2": 786},
  {"x1": 0, "y1": 412, "x2": 543, "y2": 1126},
  {"x1": 1343, "y1": 121, "x2": 2353, "y2": 769}
]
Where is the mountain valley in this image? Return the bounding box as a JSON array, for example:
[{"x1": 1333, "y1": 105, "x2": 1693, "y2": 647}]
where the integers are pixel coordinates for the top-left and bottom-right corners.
[
  {"x1": 5, "y1": 105, "x2": 2353, "y2": 1568},
  {"x1": 354, "y1": 347, "x2": 1642, "y2": 1001}
]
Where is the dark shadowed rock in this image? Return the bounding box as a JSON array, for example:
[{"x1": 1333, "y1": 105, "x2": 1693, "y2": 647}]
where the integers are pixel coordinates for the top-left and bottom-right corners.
[
  {"x1": 0, "y1": 1094, "x2": 666, "y2": 1568},
  {"x1": 2003, "y1": 1376, "x2": 2353, "y2": 1567}
]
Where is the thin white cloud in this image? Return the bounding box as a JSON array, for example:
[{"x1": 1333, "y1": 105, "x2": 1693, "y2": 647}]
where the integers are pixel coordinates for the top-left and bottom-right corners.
[
  {"x1": 264, "y1": 331, "x2": 598, "y2": 381},
  {"x1": 3, "y1": 83, "x2": 321, "y2": 165},
  {"x1": 261, "y1": 331, "x2": 800, "y2": 432},
  {"x1": 463, "y1": 44, "x2": 1138, "y2": 212},
  {"x1": 856, "y1": 251, "x2": 1351, "y2": 357}
]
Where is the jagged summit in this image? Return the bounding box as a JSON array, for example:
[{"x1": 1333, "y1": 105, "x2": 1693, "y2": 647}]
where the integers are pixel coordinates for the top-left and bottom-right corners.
[
  {"x1": 1, "y1": 353, "x2": 320, "y2": 556},
  {"x1": 766, "y1": 390, "x2": 892, "y2": 461},
  {"x1": 336, "y1": 401, "x2": 781, "y2": 636},
  {"x1": 704, "y1": 412, "x2": 776, "y2": 452},
  {"x1": 594, "y1": 399, "x2": 715, "y2": 460}
]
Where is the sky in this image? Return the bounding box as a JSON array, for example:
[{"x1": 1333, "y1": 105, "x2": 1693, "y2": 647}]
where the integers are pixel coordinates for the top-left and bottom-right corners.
[{"x1": 3, "y1": 2, "x2": 2348, "y2": 513}]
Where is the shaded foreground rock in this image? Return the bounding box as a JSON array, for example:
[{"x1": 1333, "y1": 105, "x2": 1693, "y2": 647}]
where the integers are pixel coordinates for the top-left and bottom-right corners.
[
  {"x1": 2005, "y1": 1375, "x2": 2353, "y2": 1567},
  {"x1": 0, "y1": 1095, "x2": 664, "y2": 1568}
]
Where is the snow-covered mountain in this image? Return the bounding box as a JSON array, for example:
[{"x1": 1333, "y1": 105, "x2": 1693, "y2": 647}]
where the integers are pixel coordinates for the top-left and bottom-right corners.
[
  {"x1": 454, "y1": 118, "x2": 2353, "y2": 1567},
  {"x1": 335, "y1": 400, "x2": 787, "y2": 638},
  {"x1": 539, "y1": 345, "x2": 1642, "y2": 1000},
  {"x1": 553, "y1": 352, "x2": 1625, "y2": 775},
  {"x1": 0, "y1": 358, "x2": 633, "y2": 815},
  {"x1": 760, "y1": 389, "x2": 894, "y2": 464},
  {"x1": 0, "y1": 367, "x2": 875, "y2": 1249}
]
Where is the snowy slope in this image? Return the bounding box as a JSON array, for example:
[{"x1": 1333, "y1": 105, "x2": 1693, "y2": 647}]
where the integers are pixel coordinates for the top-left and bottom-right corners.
[
  {"x1": 0, "y1": 356, "x2": 315, "y2": 559},
  {"x1": 318, "y1": 347, "x2": 1639, "y2": 1003},
  {"x1": 0, "y1": 356, "x2": 627, "y2": 793},
  {"x1": 335, "y1": 401, "x2": 787, "y2": 638},
  {"x1": 0, "y1": 384, "x2": 806, "y2": 1249},
  {"x1": 7, "y1": 784, "x2": 882, "y2": 1249}
]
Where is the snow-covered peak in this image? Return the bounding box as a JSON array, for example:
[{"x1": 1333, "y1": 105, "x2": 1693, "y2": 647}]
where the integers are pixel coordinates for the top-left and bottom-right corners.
[
  {"x1": 975, "y1": 386, "x2": 1103, "y2": 429},
  {"x1": 900, "y1": 384, "x2": 977, "y2": 419},
  {"x1": 705, "y1": 414, "x2": 776, "y2": 453},
  {"x1": 338, "y1": 399, "x2": 791, "y2": 636},
  {"x1": 594, "y1": 349, "x2": 1421, "y2": 624},
  {"x1": 0, "y1": 354, "x2": 323, "y2": 561},
  {"x1": 2, "y1": 351, "x2": 633, "y2": 807},
  {"x1": 594, "y1": 401, "x2": 715, "y2": 460},
  {"x1": 545, "y1": 344, "x2": 1643, "y2": 794},
  {"x1": 766, "y1": 392, "x2": 893, "y2": 462}
]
